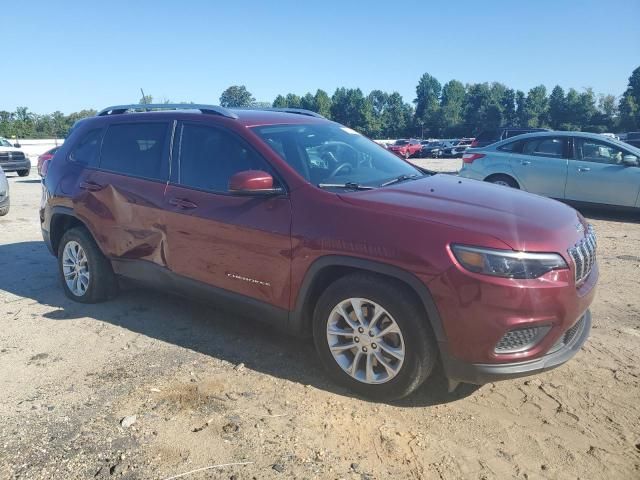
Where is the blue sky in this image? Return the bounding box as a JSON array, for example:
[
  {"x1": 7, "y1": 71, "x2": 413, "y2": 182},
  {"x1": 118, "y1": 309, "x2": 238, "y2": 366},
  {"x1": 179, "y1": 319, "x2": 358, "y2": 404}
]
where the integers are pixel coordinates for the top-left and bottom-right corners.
[{"x1": 3, "y1": 0, "x2": 638, "y2": 114}]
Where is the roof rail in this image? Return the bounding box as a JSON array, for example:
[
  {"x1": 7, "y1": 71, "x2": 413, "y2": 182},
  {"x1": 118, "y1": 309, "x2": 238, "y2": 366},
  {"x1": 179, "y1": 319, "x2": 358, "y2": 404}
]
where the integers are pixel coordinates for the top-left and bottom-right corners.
[
  {"x1": 248, "y1": 107, "x2": 326, "y2": 119},
  {"x1": 96, "y1": 104, "x2": 239, "y2": 119}
]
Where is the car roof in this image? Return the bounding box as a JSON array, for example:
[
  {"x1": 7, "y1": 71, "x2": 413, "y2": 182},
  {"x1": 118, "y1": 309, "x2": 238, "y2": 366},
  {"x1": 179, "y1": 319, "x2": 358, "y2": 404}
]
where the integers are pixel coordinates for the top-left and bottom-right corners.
[
  {"x1": 85, "y1": 106, "x2": 330, "y2": 129},
  {"x1": 481, "y1": 130, "x2": 640, "y2": 153}
]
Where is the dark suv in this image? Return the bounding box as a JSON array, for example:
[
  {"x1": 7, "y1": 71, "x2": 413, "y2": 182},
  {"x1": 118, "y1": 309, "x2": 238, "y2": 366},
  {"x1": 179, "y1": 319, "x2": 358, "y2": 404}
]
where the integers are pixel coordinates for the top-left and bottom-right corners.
[
  {"x1": 41, "y1": 104, "x2": 597, "y2": 399},
  {"x1": 471, "y1": 127, "x2": 549, "y2": 148}
]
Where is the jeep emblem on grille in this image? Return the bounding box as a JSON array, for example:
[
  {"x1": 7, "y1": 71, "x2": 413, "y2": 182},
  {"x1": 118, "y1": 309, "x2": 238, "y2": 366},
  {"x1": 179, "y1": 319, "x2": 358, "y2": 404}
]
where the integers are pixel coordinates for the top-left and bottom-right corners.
[{"x1": 575, "y1": 223, "x2": 584, "y2": 233}]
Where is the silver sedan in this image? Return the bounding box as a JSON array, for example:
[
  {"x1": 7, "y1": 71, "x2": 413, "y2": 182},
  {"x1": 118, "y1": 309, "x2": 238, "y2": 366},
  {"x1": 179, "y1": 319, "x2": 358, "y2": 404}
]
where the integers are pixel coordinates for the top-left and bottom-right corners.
[{"x1": 459, "y1": 131, "x2": 640, "y2": 209}]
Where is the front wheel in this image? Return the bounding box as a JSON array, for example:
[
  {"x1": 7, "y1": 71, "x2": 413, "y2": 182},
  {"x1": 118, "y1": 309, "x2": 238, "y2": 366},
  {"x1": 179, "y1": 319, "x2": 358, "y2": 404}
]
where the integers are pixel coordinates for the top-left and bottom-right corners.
[
  {"x1": 58, "y1": 227, "x2": 118, "y2": 303},
  {"x1": 313, "y1": 274, "x2": 437, "y2": 400}
]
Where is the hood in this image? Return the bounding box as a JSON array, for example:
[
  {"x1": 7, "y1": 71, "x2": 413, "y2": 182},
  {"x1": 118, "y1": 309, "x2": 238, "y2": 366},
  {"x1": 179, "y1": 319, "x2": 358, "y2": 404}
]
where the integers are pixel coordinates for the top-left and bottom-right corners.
[
  {"x1": 338, "y1": 174, "x2": 586, "y2": 253},
  {"x1": 0, "y1": 146, "x2": 23, "y2": 153}
]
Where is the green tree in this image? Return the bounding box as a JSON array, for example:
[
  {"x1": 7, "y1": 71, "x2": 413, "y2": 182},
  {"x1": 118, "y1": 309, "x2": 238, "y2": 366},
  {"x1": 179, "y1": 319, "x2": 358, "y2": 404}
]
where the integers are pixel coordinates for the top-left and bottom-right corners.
[
  {"x1": 330, "y1": 87, "x2": 374, "y2": 135},
  {"x1": 300, "y1": 93, "x2": 316, "y2": 111},
  {"x1": 464, "y1": 83, "x2": 494, "y2": 133},
  {"x1": 618, "y1": 93, "x2": 638, "y2": 131},
  {"x1": 548, "y1": 86, "x2": 566, "y2": 129},
  {"x1": 138, "y1": 94, "x2": 153, "y2": 105},
  {"x1": 440, "y1": 80, "x2": 466, "y2": 130},
  {"x1": 524, "y1": 85, "x2": 548, "y2": 128},
  {"x1": 414, "y1": 73, "x2": 441, "y2": 133},
  {"x1": 314, "y1": 89, "x2": 332, "y2": 118},
  {"x1": 272, "y1": 95, "x2": 287, "y2": 108},
  {"x1": 382, "y1": 92, "x2": 412, "y2": 138},
  {"x1": 219, "y1": 85, "x2": 255, "y2": 108},
  {"x1": 516, "y1": 90, "x2": 527, "y2": 127},
  {"x1": 500, "y1": 88, "x2": 517, "y2": 126}
]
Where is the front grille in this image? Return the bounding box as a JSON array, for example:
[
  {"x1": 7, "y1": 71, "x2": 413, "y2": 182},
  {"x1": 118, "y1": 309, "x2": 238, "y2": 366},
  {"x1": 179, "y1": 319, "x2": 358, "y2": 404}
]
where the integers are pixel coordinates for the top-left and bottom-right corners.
[
  {"x1": 568, "y1": 225, "x2": 597, "y2": 285},
  {"x1": 0, "y1": 151, "x2": 26, "y2": 162},
  {"x1": 495, "y1": 326, "x2": 549, "y2": 354},
  {"x1": 548, "y1": 315, "x2": 586, "y2": 354}
]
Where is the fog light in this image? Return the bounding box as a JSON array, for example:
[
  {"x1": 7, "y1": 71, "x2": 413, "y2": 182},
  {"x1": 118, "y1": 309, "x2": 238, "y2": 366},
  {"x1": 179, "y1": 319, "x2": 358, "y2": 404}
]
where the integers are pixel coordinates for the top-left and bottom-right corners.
[{"x1": 495, "y1": 326, "x2": 550, "y2": 353}]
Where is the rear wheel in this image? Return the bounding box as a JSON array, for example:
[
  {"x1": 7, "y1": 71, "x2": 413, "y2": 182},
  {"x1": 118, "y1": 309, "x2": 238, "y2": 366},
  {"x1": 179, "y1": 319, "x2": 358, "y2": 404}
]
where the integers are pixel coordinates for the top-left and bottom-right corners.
[
  {"x1": 17, "y1": 169, "x2": 29, "y2": 177},
  {"x1": 313, "y1": 273, "x2": 437, "y2": 400},
  {"x1": 0, "y1": 202, "x2": 9, "y2": 216},
  {"x1": 58, "y1": 227, "x2": 118, "y2": 303},
  {"x1": 487, "y1": 174, "x2": 519, "y2": 189}
]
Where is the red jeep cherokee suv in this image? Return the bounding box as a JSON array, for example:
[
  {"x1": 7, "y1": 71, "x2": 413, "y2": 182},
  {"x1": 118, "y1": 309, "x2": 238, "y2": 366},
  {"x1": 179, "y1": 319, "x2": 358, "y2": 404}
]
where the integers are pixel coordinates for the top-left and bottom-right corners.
[{"x1": 40, "y1": 104, "x2": 597, "y2": 400}]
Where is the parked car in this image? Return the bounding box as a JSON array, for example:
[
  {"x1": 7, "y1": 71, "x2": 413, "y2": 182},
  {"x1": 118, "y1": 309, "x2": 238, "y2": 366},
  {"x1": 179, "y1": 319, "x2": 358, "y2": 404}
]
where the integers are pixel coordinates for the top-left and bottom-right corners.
[
  {"x1": 37, "y1": 146, "x2": 60, "y2": 177},
  {"x1": 0, "y1": 137, "x2": 31, "y2": 176},
  {"x1": 41, "y1": 104, "x2": 597, "y2": 400},
  {"x1": 387, "y1": 139, "x2": 422, "y2": 158},
  {"x1": 623, "y1": 132, "x2": 640, "y2": 149},
  {"x1": 471, "y1": 127, "x2": 549, "y2": 148},
  {"x1": 442, "y1": 138, "x2": 474, "y2": 157},
  {"x1": 420, "y1": 141, "x2": 443, "y2": 158},
  {"x1": 460, "y1": 131, "x2": 640, "y2": 209},
  {"x1": 0, "y1": 166, "x2": 9, "y2": 216}
]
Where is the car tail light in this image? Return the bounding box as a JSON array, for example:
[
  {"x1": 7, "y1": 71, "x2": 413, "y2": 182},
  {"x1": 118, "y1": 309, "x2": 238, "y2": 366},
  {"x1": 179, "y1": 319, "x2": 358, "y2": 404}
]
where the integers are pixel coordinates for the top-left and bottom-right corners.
[{"x1": 462, "y1": 153, "x2": 485, "y2": 164}]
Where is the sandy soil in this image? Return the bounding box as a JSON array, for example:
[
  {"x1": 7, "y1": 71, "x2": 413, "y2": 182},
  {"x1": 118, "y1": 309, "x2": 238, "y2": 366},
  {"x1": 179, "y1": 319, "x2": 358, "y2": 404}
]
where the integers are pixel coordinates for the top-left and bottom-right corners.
[{"x1": 0, "y1": 164, "x2": 639, "y2": 480}]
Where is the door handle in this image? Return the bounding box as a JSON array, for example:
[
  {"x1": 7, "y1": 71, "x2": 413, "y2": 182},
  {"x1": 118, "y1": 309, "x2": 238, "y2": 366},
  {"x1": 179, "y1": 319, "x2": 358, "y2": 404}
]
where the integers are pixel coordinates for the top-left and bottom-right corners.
[
  {"x1": 521, "y1": 160, "x2": 531, "y2": 165},
  {"x1": 168, "y1": 197, "x2": 198, "y2": 209},
  {"x1": 577, "y1": 167, "x2": 591, "y2": 172},
  {"x1": 79, "y1": 181, "x2": 103, "y2": 191}
]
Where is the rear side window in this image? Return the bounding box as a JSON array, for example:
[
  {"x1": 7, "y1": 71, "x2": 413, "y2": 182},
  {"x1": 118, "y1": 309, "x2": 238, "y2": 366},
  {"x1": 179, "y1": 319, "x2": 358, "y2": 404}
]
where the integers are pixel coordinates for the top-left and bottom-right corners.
[
  {"x1": 522, "y1": 137, "x2": 566, "y2": 158},
  {"x1": 69, "y1": 128, "x2": 102, "y2": 165},
  {"x1": 99, "y1": 122, "x2": 169, "y2": 181},
  {"x1": 175, "y1": 123, "x2": 276, "y2": 193},
  {"x1": 497, "y1": 140, "x2": 522, "y2": 152}
]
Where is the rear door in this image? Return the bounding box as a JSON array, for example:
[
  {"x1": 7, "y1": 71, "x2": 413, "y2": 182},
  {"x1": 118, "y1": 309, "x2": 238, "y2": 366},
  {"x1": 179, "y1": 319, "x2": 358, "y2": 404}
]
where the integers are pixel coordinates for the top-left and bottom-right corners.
[
  {"x1": 163, "y1": 120, "x2": 292, "y2": 310},
  {"x1": 74, "y1": 120, "x2": 172, "y2": 265},
  {"x1": 509, "y1": 136, "x2": 569, "y2": 198},
  {"x1": 565, "y1": 136, "x2": 640, "y2": 207}
]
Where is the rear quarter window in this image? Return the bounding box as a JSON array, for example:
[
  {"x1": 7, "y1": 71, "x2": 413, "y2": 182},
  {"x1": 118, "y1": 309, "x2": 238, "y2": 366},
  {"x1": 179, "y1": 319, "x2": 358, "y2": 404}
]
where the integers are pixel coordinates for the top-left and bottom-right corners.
[
  {"x1": 99, "y1": 122, "x2": 170, "y2": 181},
  {"x1": 68, "y1": 128, "x2": 103, "y2": 166}
]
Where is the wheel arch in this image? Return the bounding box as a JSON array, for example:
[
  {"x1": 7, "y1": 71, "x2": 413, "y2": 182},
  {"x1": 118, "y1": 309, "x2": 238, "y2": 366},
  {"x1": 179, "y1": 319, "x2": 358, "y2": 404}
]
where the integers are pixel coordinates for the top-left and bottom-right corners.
[
  {"x1": 49, "y1": 207, "x2": 99, "y2": 257},
  {"x1": 484, "y1": 172, "x2": 520, "y2": 188},
  {"x1": 290, "y1": 255, "x2": 446, "y2": 344}
]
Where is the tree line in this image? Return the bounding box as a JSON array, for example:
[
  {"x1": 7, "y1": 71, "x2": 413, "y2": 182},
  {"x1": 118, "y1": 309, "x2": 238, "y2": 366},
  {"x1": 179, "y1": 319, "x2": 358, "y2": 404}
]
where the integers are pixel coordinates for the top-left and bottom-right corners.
[{"x1": 2, "y1": 67, "x2": 638, "y2": 140}]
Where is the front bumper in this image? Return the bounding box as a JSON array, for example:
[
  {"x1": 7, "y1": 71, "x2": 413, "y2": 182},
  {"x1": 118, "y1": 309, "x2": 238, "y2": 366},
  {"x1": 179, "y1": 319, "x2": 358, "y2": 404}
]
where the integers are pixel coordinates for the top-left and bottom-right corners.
[
  {"x1": 0, "y1": 159, "x2": 31, "y2": 172},
  {"x1": 441, "y1": 310, "x2": 591, "y2": 384}
]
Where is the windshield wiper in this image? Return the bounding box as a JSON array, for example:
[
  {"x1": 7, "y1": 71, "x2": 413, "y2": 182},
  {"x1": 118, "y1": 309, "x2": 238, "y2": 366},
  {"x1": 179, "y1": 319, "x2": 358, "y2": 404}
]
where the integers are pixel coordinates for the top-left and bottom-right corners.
[
  {"x1": 380, "y1": 173, "x2": 422, "y2": 187},
  {"x1": 317, "y1": 182, "x2": 375, "y2": 190}
]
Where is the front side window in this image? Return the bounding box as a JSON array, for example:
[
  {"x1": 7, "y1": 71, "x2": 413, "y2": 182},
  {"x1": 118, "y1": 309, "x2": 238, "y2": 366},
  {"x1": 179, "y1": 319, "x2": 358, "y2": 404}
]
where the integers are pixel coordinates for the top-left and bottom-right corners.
[
  {"x1": 0, "y1": 138, "x2": 12, "y2": 147},
  {"x1": 522, "y1": 137, "x2": 566, "y2": 158},
  {"x1": 69, "y1": 128, "x2": 102, "y2": 165},
  {"x1": 252, "y1": 124, "x2": 422, "y2": 188},
  {"x1": 176, "y1": 123, "x2": 276, "y2": 193},
  {"x1": 99, "y1": 122, "x2": 169, "y2": 180},
  {"x1": 574, "y1": 138, "x2": 626, "y2": 165}
]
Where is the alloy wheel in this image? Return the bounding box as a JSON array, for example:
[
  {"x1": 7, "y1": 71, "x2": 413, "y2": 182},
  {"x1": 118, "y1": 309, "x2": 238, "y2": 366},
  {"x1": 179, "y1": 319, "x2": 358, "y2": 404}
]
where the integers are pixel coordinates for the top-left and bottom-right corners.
[
  {"x1": 62, "y1": 240, "x2": 90, "y2": 297},
  {"x1": 326, "y1": 298, "x2": 405, "y2": 384}
]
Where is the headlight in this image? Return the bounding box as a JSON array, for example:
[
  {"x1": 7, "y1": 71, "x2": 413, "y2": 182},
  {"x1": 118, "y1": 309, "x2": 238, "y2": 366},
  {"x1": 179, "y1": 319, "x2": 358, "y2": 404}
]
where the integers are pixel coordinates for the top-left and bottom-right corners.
[{"x1": 451, "y1": 245, "x2": 567, "y2": 279}]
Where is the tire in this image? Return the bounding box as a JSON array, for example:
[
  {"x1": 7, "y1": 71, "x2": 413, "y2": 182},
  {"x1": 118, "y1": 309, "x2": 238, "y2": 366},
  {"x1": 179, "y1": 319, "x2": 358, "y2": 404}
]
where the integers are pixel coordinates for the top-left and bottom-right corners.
[
  {"x1": 0, "y1": 203, "x2": 8, "y2": 216},
  {"x1": 313, "y1": 273, "x2": 437, "y2": 400},
  {"x1": 57, "y1": 227, "x2": 118, "y2": 303},
  {"x1": 17, "y1": 169, "x2": 29, "y2": 177},
  {"x1": 487, "y1": 174, "x2": 519, "y2": 189}
]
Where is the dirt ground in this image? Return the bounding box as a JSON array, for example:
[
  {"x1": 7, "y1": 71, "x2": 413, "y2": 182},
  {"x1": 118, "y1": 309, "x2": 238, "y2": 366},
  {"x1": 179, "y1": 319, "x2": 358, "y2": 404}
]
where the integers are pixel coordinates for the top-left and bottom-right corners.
[{"x1": 0, "y1": 162, "x2": 639, "y2": 480}]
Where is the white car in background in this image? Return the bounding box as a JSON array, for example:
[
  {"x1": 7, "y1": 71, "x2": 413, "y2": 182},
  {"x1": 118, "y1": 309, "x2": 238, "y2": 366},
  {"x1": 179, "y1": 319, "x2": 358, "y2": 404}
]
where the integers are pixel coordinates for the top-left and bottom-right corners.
[{"x1": 0, "y1": 166, "x2": 9, "y2": 216}]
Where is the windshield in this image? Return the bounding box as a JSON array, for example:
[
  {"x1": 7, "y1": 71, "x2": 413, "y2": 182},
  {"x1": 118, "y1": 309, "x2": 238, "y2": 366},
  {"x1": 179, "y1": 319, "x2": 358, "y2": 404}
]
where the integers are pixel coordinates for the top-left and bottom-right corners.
[
  {"x1": 0, "y1": 138, "x2": 13, "y2": 147},
  {"x1": 393, "y1": 139, "x2": 409, "y2": 145},
  {"x1": 252, "y1": 124, "x2": 422, "y2": 188}
]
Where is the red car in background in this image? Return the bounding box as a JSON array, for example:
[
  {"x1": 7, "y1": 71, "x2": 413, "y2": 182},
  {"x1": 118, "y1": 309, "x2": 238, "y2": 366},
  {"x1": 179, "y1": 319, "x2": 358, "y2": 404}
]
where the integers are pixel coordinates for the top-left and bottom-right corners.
[
  {"x1": 387, "y1": 139, "x2": 422, "y2": 158},
  {"x1": 37, "y1": 146, "x2": 60, "y2": 177}
]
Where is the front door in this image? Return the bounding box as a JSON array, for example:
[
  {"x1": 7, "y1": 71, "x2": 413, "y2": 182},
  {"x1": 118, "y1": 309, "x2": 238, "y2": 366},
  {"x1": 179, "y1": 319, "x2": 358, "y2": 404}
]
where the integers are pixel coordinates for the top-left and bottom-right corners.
[
  {"x1": 163, "y1": 121, "x2": 292, "y2": 310},
  {"x1": 565, "y1": 136, "x2": 640, "y2": 207},
  {"x1": 509, "y1": 136, "x2": 569, "y2": 198}
]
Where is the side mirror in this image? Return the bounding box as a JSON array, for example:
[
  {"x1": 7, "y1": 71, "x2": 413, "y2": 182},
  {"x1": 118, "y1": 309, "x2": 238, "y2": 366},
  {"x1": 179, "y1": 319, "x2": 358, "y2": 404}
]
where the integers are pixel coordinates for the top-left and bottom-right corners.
[
  {"x1": 13, "y1": 142, "x2": 21, "y2": 148},
  {"x1": 622, "y1": 155, "x2": 639, "y2": 166},
  {"x1": 228, "y1": 170, "x2": 284, "y2": 195}
]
